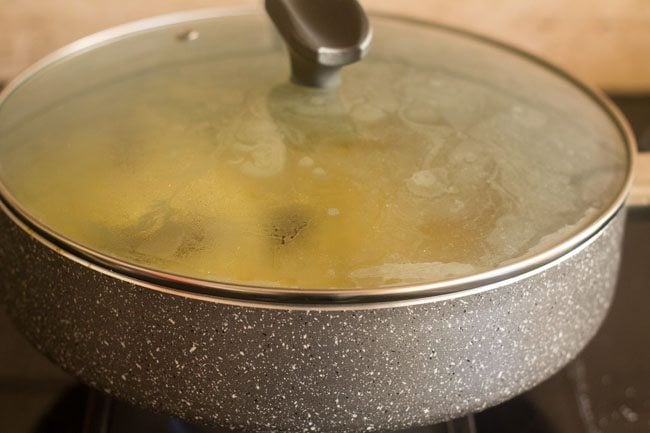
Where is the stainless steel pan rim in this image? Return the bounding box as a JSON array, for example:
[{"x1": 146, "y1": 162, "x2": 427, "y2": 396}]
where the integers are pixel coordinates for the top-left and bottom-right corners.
[
  {"x1": 0, "y1": 196, "x2": 624, "y2": 310},
  {"x1": 0, "y1": 6, "x2": 636, "y2": 307}
]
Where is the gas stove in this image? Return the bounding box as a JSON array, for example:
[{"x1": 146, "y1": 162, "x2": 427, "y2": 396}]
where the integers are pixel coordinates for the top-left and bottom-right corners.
[{"x1": 1, "y1": 94, "x2": 649, "y2": 433}]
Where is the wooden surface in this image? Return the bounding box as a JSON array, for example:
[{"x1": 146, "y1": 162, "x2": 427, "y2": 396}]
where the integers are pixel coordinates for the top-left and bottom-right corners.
[
  {"x1": 1, "y1": 0, "x2": 650, "y2": 91},
  {"x1": 630, "y1": 153, "x2": 650, "y2": 208}
]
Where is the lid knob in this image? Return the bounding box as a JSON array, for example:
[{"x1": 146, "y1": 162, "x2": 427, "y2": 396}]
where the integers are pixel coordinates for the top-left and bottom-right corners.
[{"x1": 265, "y1": 0, "x2": 372, "y2": 88}]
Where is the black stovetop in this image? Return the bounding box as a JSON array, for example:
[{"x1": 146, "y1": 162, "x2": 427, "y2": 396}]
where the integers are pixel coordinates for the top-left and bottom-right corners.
[{"x1": 1, "y1": 95, "x2": 649, "y2": 433}]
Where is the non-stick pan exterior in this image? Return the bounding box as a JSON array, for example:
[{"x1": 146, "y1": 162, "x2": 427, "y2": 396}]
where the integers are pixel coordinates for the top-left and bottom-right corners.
[{"x1": 0, "y1": 203, "x2": 625, "y2": 432}]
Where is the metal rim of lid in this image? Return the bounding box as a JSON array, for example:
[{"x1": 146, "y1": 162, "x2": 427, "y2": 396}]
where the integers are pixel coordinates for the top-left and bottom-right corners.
[{"x1": 0, "y1": 6, "x2": 637, "y2": 308}]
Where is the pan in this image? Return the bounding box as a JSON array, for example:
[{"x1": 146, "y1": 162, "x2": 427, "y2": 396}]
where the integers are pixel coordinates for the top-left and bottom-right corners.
[{"x1": 0, "y1": 1, "x2": 646, "y2": 431}]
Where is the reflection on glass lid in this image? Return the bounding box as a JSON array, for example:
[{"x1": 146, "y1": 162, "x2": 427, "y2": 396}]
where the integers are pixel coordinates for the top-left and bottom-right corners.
[{"x1": 0, "y1": 13, "x2": 629, "y2": 289}]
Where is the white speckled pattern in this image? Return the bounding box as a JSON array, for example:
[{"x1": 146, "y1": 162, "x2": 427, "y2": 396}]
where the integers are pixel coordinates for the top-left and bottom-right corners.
[{"x1": 0, "y1": 209, "x2": 624, "y2": 432}]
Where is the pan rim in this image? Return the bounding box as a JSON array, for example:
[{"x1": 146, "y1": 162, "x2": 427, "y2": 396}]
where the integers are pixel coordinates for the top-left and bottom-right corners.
[{"x1": 0, "y1": 196, "x2": 623, "y2": 310}]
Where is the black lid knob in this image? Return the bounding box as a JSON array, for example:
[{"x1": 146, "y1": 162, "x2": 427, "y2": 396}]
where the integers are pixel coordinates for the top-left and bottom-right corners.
[{"x1": 265, "y1": 0, "x2": 373, "y2": 88}]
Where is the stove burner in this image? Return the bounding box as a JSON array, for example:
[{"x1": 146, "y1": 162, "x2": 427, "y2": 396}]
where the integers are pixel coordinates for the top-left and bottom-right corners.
[{"x1": 34, "y1": 386, "x2": 551, "y2": 433}]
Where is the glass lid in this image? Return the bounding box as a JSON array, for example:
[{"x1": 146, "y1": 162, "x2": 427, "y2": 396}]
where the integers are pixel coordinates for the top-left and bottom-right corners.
[{"x1": 0, "y1": 8, "x2": 631, "y2": 294}]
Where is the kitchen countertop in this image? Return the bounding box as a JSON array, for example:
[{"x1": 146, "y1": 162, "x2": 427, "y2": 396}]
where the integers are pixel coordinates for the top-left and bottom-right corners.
[{"x1": 1, "y1": 0, "x2": 650, "y2": 92}]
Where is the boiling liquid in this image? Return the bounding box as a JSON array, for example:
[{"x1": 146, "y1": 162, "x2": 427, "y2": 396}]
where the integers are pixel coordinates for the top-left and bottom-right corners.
[{"x1": 0, "y1": 54, "x2": 626, "y2": 289}]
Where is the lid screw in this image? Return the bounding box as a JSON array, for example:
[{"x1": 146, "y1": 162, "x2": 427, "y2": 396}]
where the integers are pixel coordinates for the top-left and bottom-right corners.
[{"x1": 176, "y1": 29, "x2": 200, "y2": 42}]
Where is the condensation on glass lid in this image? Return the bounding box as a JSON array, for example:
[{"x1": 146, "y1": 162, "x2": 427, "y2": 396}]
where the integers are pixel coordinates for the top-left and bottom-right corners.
[{"x1": 0, "y1": 16, "x2": 629, "y2": 290}]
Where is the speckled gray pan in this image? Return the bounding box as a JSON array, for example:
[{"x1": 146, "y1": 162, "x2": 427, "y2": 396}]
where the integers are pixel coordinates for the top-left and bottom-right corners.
[
  {"x1": 0, "y1": 204, "x2": 626, "y2": 432},
  {"x1": 0, "y1": 7, "x2": 640, "y2": 433}
]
